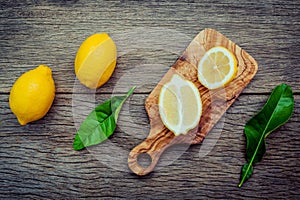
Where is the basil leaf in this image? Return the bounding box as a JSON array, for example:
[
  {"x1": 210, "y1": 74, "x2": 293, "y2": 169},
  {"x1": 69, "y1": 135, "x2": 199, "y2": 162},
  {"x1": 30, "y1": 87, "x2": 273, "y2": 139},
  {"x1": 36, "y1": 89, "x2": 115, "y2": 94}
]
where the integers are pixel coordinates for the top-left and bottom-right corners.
[
  {"x1": 238, "y1": 84, "x2": 294, "y2": 187},
  {"x1": 73, "y1": 86, "x2": 136, "y2": 150}
]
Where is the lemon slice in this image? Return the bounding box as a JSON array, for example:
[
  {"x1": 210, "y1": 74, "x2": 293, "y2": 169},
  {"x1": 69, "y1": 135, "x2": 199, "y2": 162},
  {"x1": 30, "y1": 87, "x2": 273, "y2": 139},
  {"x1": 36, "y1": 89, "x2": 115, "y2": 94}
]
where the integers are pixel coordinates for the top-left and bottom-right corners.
[
  {"x1": 159, "y1": 74, "x2": 202, "y2": 136},
  {"x1": 198, "y1": 46, "x2": 237, "y2": 90}
]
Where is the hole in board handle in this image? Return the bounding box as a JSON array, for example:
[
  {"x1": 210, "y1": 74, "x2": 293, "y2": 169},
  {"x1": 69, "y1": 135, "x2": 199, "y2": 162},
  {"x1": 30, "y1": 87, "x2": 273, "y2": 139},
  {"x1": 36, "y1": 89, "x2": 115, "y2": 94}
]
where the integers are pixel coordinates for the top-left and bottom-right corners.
[{"x1": 137, "y1": 153, "x2": 152, "y2": 169}]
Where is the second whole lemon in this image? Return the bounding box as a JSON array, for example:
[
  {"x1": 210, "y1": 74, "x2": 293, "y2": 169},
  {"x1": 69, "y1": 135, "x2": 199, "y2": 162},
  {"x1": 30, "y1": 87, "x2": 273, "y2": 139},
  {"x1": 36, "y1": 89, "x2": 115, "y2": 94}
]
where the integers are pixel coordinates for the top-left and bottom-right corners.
[
  {"x1": 9, "y1": 65, "x2": 55, "y2": 125},
  {"x1": 75, "y1": 33, "x2": 117, "y2": 89}
]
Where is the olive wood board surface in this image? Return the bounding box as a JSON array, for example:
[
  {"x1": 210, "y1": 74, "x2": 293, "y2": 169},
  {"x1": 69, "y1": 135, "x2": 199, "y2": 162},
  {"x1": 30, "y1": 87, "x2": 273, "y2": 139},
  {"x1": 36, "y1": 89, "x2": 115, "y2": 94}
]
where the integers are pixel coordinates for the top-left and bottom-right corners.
[{"x1": 128, "y1": 28, "x2": 258, "y2": 176}]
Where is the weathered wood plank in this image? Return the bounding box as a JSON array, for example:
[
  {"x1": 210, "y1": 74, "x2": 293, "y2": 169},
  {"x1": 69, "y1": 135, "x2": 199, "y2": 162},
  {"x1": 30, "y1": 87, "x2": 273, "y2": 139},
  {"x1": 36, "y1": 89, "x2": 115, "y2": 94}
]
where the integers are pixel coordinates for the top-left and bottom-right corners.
[
  {"x1": 0, "y1": 0, "x2": 299, "y2": 93},
  {"x1": 1, "y1": 0, "x2": 299, "y2": 199},
  {"x1": 0, "y1": 93, "x2": 299, "y2": 198}
]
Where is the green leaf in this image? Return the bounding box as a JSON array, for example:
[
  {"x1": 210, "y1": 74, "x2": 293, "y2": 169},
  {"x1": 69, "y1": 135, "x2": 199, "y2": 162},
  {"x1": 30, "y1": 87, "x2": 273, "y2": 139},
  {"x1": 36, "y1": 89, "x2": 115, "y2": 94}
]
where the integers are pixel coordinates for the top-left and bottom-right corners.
[
  {"x1": 73, "y1": 86, "x2": 136, "y2": 150},
  {"x1": 239, "y1": 163, "x2": 253, "y2": 187},
  {"x1": 239, "y1": 84, "x2": 294, "y2": 187}
]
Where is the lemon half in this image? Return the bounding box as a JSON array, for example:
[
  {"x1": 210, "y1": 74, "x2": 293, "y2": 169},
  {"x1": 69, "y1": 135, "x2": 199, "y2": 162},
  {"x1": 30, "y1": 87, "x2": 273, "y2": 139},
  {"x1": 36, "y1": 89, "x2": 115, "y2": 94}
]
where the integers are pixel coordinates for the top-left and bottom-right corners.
[
  {"x1": 159, "y1": 74, "x2": 202, "y2": 136},
  {"x1": 198, "y1": 46, "x2": 237, "y2": 90}
]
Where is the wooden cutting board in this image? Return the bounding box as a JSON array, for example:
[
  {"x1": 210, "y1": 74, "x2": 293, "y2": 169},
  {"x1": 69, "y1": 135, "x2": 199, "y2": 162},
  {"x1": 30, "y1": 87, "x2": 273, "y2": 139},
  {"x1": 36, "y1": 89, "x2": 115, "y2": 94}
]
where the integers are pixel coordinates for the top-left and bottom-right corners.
[{"x1": 128, "y1": 28, "x2": 258, "y2": 176}]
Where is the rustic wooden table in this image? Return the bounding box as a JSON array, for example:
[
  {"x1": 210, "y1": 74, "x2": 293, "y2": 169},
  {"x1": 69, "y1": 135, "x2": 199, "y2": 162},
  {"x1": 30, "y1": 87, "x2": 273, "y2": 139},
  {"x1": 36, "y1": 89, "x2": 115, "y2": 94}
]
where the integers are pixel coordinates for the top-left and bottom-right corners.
[{"x1": 1, "y1": 1, "x2": 299, "y2": 199}]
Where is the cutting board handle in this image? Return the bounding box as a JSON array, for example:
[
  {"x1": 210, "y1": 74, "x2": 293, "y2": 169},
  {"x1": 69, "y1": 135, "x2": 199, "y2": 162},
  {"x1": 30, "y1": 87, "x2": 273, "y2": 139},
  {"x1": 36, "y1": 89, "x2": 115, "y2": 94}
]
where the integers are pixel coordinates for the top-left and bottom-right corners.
[{"x1": 128, "y1": 130, "x2": 174, "y2": 176}]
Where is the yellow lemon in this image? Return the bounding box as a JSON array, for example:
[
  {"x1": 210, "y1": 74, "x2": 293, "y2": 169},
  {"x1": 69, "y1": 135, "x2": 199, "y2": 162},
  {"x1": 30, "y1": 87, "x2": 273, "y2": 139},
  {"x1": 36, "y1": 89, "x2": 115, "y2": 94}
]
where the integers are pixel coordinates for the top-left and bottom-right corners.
[
  {"x1": 9, "y1": 65, "x2": 55, "y2": 125},
  {"x1": 159, "y1": 74, "x2": 202, "y2": 136},
  {"x1": 75, "y1": 33, "x2": 117, "y2": 89},
  {"x1": 198, "y1": 46, "x2": 237, "y2": 90}
]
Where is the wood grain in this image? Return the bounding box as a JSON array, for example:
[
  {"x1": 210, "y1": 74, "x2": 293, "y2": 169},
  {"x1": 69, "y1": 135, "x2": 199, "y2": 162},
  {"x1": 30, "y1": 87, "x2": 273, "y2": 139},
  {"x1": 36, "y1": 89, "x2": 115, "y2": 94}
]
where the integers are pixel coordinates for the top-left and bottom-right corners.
[
  {"x1": 0, "y1": 0, "x2": 299, "y2": 199},
  {"x1": 0, "y1": 1, "x2": 299, "y2": 94},
  {"x1": 0, "y1": 93, "x2": 299, "y2": 199},
  {"x1": 128, "y1": 29, "x2": 258, "y2": 176}
]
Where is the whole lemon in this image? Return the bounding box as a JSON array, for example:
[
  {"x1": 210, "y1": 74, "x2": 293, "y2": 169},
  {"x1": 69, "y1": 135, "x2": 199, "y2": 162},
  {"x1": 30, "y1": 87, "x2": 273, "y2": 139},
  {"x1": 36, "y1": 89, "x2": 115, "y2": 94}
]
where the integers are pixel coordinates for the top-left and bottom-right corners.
[
  {"x1": 75, "y1": 33, "x2": 117, "y2": 89},
  {"x1": 9, "y1": 65, "x2": 55, "y2": 125}
]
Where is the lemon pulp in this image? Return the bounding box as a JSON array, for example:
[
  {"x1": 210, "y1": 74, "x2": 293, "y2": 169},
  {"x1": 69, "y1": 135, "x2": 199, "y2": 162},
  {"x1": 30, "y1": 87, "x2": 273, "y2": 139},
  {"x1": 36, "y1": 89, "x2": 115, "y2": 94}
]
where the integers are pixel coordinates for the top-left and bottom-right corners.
[{"x1": 198, "y1": 46, "x2": 237, "y2": 90}]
